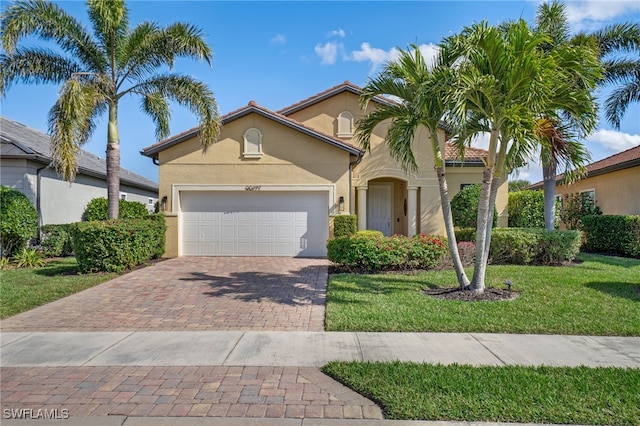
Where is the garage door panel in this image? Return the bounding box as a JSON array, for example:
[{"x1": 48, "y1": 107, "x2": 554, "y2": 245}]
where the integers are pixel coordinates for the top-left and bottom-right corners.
[{"x1": 181, "y1": 191, "x2": 328, "y2": 257}]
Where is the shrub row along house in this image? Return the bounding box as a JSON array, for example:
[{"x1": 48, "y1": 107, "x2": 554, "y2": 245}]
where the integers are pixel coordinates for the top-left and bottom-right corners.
[
  {"x1": 141, "y1": 82, "x2": 508, "y2": 258},
  {"x1": 529, "y1": 144, "x2": 640, "y2": 216},
  {"x1": 0, "y1": 116, "x2": 159, "y2": 226}
]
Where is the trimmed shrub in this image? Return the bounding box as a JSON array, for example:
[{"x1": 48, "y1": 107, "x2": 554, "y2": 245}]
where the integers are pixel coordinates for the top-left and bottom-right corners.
[
  {"x1": 490, "y1": 228, "x2": 581, "y2": 265},
  {"x1": 72, "y1": 214, "x2": 166, "y2": 273},
  {"x1": 559, "y1": 192, "x2": 601, "y2": 230},
  {"x1": 452, "y1": 227, "x2": 580, "y2": 265},
  {"x1": 451, "y1": 184, "x2": 498, "y2": 229},
  {"x1": 83, "y1": 197, "x2": 150, "y2": 221},
  {"x1": 327, "y1": 232, "x2": 446, "y2": 272},
  {"x1": 440, "y1": 240, "x2": 476, "y2": 268},
  {"x1": 0, "y1": 186, "x2": 38, "y2": 257},
  {"x1": 334, "y1": 215, "x2": 357, "y2": 238},
  {"x1": 508, "y1": 190, "x2": 546, "y2": 228},
  {"x1": 582, "y1": 215, "x2": 640, "y2": 258},
  {"x1": 40, "y1": 224, "x2": 75, "y2": 257}
]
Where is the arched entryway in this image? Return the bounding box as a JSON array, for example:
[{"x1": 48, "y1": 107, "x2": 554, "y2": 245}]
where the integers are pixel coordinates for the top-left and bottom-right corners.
[{"x1": 355, "y1": 177, "x2": 418, "y2": 236}]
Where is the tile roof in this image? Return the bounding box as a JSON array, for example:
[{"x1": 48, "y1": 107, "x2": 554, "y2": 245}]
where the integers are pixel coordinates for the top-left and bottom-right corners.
[
  {"x1": 0, "y1": 116, "x2": 158, "y2": 191},
  {"x1": 445, "y1": 143, "x2": 487, "y2": 164},
  {"x1": 528, "y1": 144, "x2": 640, "y2": 189}
]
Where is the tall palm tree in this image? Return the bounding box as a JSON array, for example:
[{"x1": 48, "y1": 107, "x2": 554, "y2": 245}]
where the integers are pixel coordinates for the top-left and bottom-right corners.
[
  {"x1": 592, "y1": 22, "x2": 640, "y2": 129},
  {"x1": 0, "y1": 0, "x2": 220, "y2": 219},
  {"x1": 443, "y1": 19, "x2": 558, "y2": 292},
  {"x1": 356, "y1": 46, "x2": 471, "y2": 289},
  {"x1": 534, "y1": 0, "x2": 601, "y2": 230}
]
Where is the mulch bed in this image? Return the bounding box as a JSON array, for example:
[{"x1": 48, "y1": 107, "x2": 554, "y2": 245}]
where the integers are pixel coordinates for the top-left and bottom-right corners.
[{"x1": 423, "y1": 287, "x2": 520, "y2": 302}]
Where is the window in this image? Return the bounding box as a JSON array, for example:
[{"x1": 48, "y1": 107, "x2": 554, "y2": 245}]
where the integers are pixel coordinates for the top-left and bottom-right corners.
[
  {"x1": 337, "y1": 111, "x2": 354, "y2": 137},
  {"x1": 580, "y1": 189, "x2": 596, "y2": 205},
  {"x1": 148, "y1": 198, "x2": 154, "y2": 205},
  {"x1": 460, "y1": 183, "x2": 473, "y2": 190},
  {"x1": 120, "y1": 192, "x2": 127, "y2": 200},
  {"x1": 243, "y1": 128, "x2": 263, "y2": 158}
]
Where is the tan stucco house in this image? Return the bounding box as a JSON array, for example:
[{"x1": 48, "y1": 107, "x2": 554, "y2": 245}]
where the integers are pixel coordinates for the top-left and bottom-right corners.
[
  {"x1": 530, "y1": 144, "x2": 640, "y2": 216},
  {"x1": 141, "y1": 82, "x2": 507, "y2": 257}
]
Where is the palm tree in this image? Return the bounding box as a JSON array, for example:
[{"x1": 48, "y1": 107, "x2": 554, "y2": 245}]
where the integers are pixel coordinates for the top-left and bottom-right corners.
[
  {"x1": 0, "y1": 0, "x2": 220, "y2": 219},
  {"x1": 443, "y1": 19, "x2": 560, "y2": 292},
  {"x1": 592, "y1": 22, "x2": 640, "y2": 129},
  {"x1": 355, "y1": 46, "x2": 471, "y2": 289},
  {"x1": 534, "y1": 0, "x2": 601, "y2": 230}
]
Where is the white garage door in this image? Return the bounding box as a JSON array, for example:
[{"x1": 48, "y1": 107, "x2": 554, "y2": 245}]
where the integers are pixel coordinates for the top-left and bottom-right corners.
[{"x1": 180, "y1": 191, "x2": 328, "y2": 257}]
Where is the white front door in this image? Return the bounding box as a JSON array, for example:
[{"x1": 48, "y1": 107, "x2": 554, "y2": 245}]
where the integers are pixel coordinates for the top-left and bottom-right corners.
[{"x1": 368, "y1": 183, "x2": 392, "y2": 236}]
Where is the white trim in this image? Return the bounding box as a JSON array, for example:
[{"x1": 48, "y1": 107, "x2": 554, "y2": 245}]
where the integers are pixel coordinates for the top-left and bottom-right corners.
[
  {"x1": 243, "y1": 128, "x2": 263, "y2": 158},
  {"x1": 337, "y1": 111, "x2": 354, "y2": 138}
]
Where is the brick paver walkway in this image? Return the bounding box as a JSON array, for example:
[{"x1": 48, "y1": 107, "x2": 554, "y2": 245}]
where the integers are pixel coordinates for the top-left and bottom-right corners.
[
  {"x1": 0, "y1": 366, "x2": 382, "y2": 419},
  {"x1": 1, "y1": 257, "x2": 328, "y2": 332}
]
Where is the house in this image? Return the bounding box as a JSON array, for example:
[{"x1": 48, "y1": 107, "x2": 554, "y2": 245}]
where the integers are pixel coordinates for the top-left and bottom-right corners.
[
  {"x1": 141, "y1": 82, "x2": 508, "y2": 257},
  {"x1": 529, "y1": 144, "x2": 640, "y2": 216},
  {"x1": 1, "y1": 116, "x2": 159, "y2": 226}
]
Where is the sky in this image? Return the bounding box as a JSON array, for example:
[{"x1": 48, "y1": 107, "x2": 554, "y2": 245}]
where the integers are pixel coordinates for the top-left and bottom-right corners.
[{"x1": 2, "y1": 0, "x2": 639, "y2": 185}]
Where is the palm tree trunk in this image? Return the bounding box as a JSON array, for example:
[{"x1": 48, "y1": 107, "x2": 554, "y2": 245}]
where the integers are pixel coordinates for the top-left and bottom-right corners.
[
  {"x1": 436, "y1": 166, "x2": 471, "y2": 289},
  {"x1": 481, "y1": 173, "x2": 502, "y2": 265},
  {"x1": 470, "y1": 167, "x2": 493, "y2": 292},
  {"x1": 543, "y1": 162, "x2": 556, "y2": 230},
  {"x1": 106, "y1": 102, "x2": 120, "y2": 220}
]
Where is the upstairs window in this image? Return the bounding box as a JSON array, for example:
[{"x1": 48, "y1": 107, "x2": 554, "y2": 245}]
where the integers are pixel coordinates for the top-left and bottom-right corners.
[
  {"x1": 243, "y1": 128, "x2": 263, "y2": 158},
  {"x1": 337, "y1": 111, "x2": 354, "y2": 137}
]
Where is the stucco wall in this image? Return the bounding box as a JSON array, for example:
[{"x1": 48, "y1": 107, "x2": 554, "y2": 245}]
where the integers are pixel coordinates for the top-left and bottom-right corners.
[{"x1": 555, "y1": 166, "x2": 640, "y2": 215}]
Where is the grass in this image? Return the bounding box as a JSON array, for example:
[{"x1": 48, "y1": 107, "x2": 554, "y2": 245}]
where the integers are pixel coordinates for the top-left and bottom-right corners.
[
  {"x1": 326, "y1": 253, "x2": 640, "y2": 335},
  {"x1": 0, "y1": 257, "x2": 117, "y2": 319},
  {"x1": 322, "y1": 361, "x2": 640, "y2": 425}
]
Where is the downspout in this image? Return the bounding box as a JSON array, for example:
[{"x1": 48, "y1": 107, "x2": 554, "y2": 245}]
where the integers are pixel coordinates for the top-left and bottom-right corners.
[{"x1": 349, "y1": 152, "x2": 363, "y2": 214}]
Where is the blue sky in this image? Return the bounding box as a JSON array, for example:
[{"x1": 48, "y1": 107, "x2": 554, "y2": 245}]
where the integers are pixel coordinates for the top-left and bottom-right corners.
[{"x1": 2, "y1": 0, "x2": 639, "y2": 185}]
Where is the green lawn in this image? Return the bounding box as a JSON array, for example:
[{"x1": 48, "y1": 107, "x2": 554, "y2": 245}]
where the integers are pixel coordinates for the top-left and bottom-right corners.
[
  {"x1": 322, "y1": 361, "x2": 640, "y2": 425},
  {"x1": 326, "y1": 253, "x2": 640, "y2": 335},
  {"x1": 0, "y1": 257, "x2": 117, "y2": 319}
]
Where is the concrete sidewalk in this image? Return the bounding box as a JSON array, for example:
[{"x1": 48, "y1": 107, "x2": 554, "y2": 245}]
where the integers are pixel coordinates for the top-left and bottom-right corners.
[{"x1": 2, "y1": 331, "x2": 639, "y2": 367}]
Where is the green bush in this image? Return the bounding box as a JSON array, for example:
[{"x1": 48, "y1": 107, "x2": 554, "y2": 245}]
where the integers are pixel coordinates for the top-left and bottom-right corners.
[
  {"x1": 83, "y1": 197, "x2": 150, "y2": 221},
  {"x1": 508, "y1": 190, "x2": 546, "y2": 228},
  {"x1": 582, "y1": 215, "x2": 640, "y2": 258},
  {"x1": 453, "y1": 227, "x2": 580, "y2": 265},
  {"x1": 559, "y1": 192, "x2": 601, "y2": 230},
  {"x1": 334, "y1": 215, "x2": 357, "y2": 238},
  {"x1": 72, "y1": 214, "x2": 166, "y2": 273},
  {"x1": 327, "y1": 232, "x2": 446, "y2": 272},
  {"x1": 40, "y1": 224, "x2": 75, "y2": 257},
  {"x1": 451, "y1": 184, "x2": 498, "y2": 229},
  {"x1": 12, "y1": 247, "x2": 46, "y2": 268},
  {"x1": 0, "y1": 186, "x2": 38, "y2": 257}
]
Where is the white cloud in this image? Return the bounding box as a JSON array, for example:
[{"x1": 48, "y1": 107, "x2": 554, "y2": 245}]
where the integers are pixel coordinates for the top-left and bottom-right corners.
[
  {"x1": 471, "y1": 132, "x2": 491, "y2": 150},
  {"x1": 564, "y1": 1, "x2": 640, "y2": 31},
  {"x1": 270, "y1": 34, "x2": 286, "y2": 45},
  {"x1": 327, "y1": 28, "x2": 346, "y2": 38},
  {"x1": 348, "y1": 42, "x2": 440, "y2": 73},
  {"x1": 587, "y1": 129, "x2": 640, "y2": 152},
  {"x1": 315, "y1": 41, "x2": 341, "y2": 65}
]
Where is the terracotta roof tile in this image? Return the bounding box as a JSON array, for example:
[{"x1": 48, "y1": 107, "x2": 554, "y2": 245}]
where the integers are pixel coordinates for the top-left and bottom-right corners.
[{"x1": 445, "y1": 143, "x2": 487, "y2": 162}]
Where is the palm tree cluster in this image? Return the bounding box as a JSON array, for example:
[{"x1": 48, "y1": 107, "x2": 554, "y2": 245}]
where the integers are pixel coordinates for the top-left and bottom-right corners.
[
  {"x1": 0, "y1": 0, "x2": 220, "y2": 219},
  {"x1": 356, "y1": 1, "x2": 638, "y2": 292}
]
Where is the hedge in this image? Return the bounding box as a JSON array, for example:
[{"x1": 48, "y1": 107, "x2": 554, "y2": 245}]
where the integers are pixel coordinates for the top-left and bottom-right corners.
[
  {"x1": 327, "y1": 231, "x2": 447, "y2": 272},
  {"x1": 40, "y1": 224, "x2": 75, "y2": 257},
  {"x1": 72, "y1": 214, "x2": 166, "y2": 273},
  {"x1": 455, "y1": 227, "x2": 581, "y2": 265},
  {"x1": 582, "y1": 215, "x2": 640, "y2": 258},
  {"x1": 508, "y1": 190, "x2": 546, "y2": 228},
  {"x1": 451, "y1": 184, "x2": 498, "y2": 229},
  {"x1": 83, "y1": 197, "x2": 150, "y2": 221},
  {"x1": 0, "y1": 185, "x2": 38, "y2": 257},
  {"x1": 334, "y1": 215, "x2": 357, "y2": 238}
]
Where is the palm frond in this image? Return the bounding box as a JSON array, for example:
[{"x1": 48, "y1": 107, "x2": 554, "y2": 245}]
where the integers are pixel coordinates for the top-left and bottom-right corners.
[
  {"x1": 87, "y1": 0, "x2": 128, "y2": 64},
  {"x1": 605, "y1": 78, "x2": 640, "y2": 129},
  {"x1": 593, "y1": 22, "x2": 640, "y2": 57}
]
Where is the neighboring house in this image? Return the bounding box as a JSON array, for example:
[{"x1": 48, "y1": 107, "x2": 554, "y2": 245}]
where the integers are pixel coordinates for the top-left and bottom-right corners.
[
  {"x1": 529, "y1": 144, "x2": 640, "y2": 215},
  {"x1": 141, "y1": 82, "x2": 508, "y2": 257},
  {"x1": 1, "y1": 116, "x2": 159, "y2": 226}
]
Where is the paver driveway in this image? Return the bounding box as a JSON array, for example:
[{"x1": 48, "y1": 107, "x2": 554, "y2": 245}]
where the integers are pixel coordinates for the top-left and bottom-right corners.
[{"x1": 1, "y1": 257, "x2": 329, "y2": 332}]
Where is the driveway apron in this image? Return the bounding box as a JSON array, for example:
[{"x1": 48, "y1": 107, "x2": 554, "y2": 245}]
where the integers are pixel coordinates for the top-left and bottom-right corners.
[{"x1": 1, "y1": 257, "x2": 329, "y2": 332}]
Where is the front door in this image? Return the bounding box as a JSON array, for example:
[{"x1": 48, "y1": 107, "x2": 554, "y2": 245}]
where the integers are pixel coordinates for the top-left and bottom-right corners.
[{"x1": 368, "y1": 183, "x2": 392, "y2": 236}]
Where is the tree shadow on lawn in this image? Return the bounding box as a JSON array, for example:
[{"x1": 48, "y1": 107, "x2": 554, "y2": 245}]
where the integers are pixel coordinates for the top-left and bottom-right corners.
[
  {"x1": 180, "y1": 265, "x2": 326, "y2": 306},
  {"x1": 578, "y1": 253, "x2": 640, "y2": 269},
  {"x1": 34, "y1": 258, "x2": 79, "y2": 276},
  {"x1": 585, "y1": 282, "x2": 640, "y2": 302}
]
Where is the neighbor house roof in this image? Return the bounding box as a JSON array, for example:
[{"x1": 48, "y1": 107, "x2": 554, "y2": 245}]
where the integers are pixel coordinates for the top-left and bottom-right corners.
[
  {"x1": 0, "y1": 116, "x2": 158, "y2": 192},
  {"x1": 528, "y1": 144, "x2": 640, "y2": 189},
  {"x1": 141, "y1": 101, "x2": 364, "y2": 159}
]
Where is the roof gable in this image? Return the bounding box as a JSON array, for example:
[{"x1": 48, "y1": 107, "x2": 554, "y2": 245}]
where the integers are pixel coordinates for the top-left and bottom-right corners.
[
  {"x1": 141, "y1": 101, "x2": 364, "y2": 158},
  {"x1": 0, "y1": 116, "x2": 158, "y2": 191}
]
